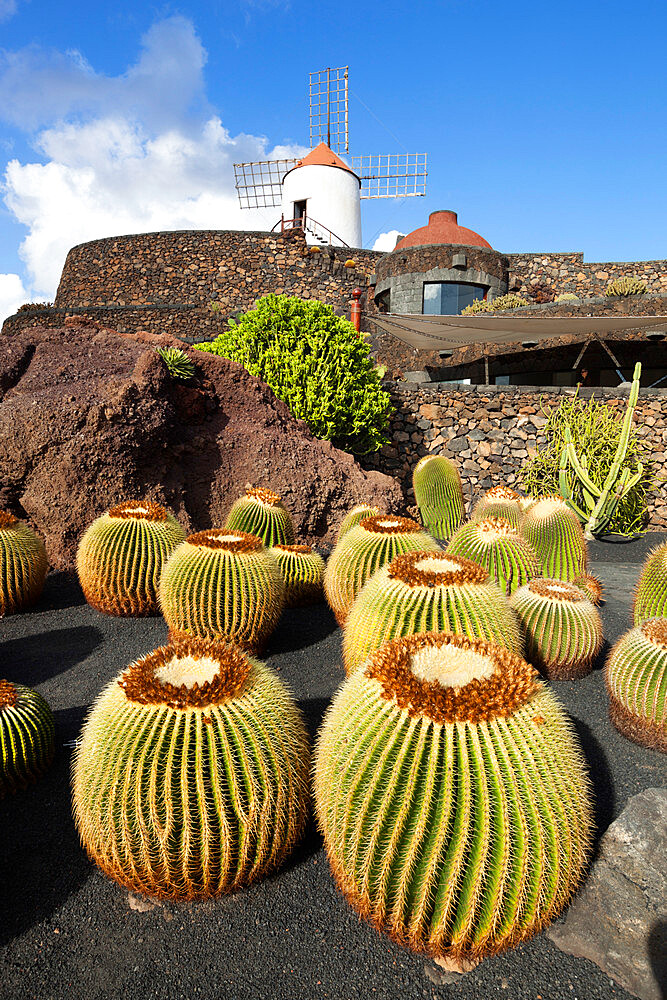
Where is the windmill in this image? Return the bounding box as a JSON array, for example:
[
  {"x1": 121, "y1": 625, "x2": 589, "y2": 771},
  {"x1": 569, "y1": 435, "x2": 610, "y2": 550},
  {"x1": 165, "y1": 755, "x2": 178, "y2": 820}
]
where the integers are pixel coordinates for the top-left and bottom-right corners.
[{"x1": 233, "y1": 66, "x2": 427, "y2": 249}]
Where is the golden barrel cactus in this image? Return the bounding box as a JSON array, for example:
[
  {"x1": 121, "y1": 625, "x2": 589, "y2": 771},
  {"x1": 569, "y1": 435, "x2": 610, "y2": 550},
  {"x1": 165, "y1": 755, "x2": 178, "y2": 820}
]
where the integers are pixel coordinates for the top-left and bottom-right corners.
[
  {"x1": 412, "y1": 455, "x2": 466, "y2": 541},
  {"x1": 0, "y1": 511, "x2": 48, "y2": 615},
  {"x1": 270, "y1": 544, "x2": 325, "y2": 607},
  {"x1": 472, "y1": 487, "x2": 524, "y2": 528},
  {"x1": 225, "y1": 487, "x2": 295, "y2": 548},
  {"x1": 633, "y1": 541, "x2": 667, "y2": 624},
  {"x1": 72, "y1": 636, "x2": 310, "y2": 899},
  {"x1": 159, "y1": 529, "x2": 284, "y2": 652},
  {"x1": 446, "y1": 517, "x2": 540, "y2": 595},
  {"x1": 315, "y1": 631, "x2": 593, "y2": 963},
  {"x1": 605, "y1": 618, "x2": 667, "y2": 752},
  {"x1": 76, "y1": 501, "x2": 186, "y2": 616},
  {"x1": 335, "y1": 505, "x2": 380, "y2": 544},
  {"x1": 0, "y1": 680, "x2": 55, "y2": 797},
  {"x1": 520, "y1": 496, "x2": 588, "y2": 581}
]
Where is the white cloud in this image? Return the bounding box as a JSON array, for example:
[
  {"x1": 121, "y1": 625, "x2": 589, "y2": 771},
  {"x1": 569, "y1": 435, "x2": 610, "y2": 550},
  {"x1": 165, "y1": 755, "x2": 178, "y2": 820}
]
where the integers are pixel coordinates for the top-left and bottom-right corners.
[
  {"x1": 0, "y1": 0, "x2": 17, "y2": 23},
  {"x1": 0, "y1": 18, "x2": 307, "y2": 298},
  {"x1": 0, "y1": 272, "x2": 28, "y2": 324},
  {"x1": 373, "y1": 230, "x2": 404, "y2": 252}
]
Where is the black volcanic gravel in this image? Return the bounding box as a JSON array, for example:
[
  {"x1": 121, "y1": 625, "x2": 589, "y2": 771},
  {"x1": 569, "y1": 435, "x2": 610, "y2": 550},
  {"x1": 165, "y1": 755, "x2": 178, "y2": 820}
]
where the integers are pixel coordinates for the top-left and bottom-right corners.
[{"x1": 1, "y1": 533, "x2": 665, "y2": 1000}]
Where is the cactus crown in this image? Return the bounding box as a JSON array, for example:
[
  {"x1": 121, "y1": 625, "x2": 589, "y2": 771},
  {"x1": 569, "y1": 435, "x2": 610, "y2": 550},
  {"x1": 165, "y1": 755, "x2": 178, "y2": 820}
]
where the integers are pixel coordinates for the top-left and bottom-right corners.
[
  {"x1": 0, "y1": 511, "x2": 19, "y2": 530},
  {"x1": 108, "y1": 500, "x2": 172, "y2": 522},
  {"x1": 528, "y1": 579, "x2": 586, "y2": 602},
  {"x1": 364, "y1": 632, "x2": 540, "y2": 724},
  {"x1": 483, "y1": 487, "x2": 521, "y2": 502},
  {"x1": 642, "y1": 617, "x2": 667, "y2": 648},
  {"x1": 388, "y1": 550, "x2": 487, "y2": 588},
  {"x1": 245, "y1": 487, "x2": 283, "y2": 507},
  {"x1": 186, "y1": 529, "x2": 263, "y2": 553},
  {"x1": 476, "y1": 516, "x2": 516, "y2": 538},
  {"x1": 360, "y1": 515, "x2": 422, "y2": 535},
  {"x1": 118, "y1": 638, "x2": 251, "y2": 709},
  {"x1": 274, "y1": 543, "x2": 312, "y2": 554},
  {"x1": 0, "y1": 679, "x2": 18, "y2": 708}
]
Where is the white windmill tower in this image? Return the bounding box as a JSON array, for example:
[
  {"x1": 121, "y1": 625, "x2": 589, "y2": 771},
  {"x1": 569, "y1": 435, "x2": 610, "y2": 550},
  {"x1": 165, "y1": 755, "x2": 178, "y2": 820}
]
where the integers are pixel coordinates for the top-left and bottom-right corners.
[{"x1": 233, "y1": 66, "x2": 427, "y2": 249}]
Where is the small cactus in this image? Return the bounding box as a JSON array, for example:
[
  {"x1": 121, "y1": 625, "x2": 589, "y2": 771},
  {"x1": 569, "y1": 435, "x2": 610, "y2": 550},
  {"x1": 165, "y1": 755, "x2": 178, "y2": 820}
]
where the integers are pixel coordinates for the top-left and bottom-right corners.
[
  {"x1": 573, "y1": 573, "x2": 604, "y2": 605},
  {"x1": 412, "y1": 455, "x2": 466, "y2": 541},
  {"x1": 342, "y1": 550, "x2": 522, "y2": 675},
  {"x1": 0, "y1": 511, "x2": 48, "y2": 615},
  {"x1": 605, "y1": 618, "x2": 667, "y2": 752},
  {"x1": 510, "y1": 579, "x2": 603, "y2": 680},
  {"x1": 72, "y1": 636, "x2": 310, "y2": 899},
  {"x1": 447, "y1": 517, "x2": 540, "y2": 595},
  {"x1": 633, "y1": 540, "x2": 667, "y2": 624},
  {"x1": 155, "y1": 346, "x2": 196, "y2": 380},
  {"x1": 335, "y1": 505, "x2": 380, "y2": 544},
  {"x1": 605, "y1": 276, "x2": 648, "y2": 297},
  {"x1": 159, "y1": 529, "x2": 285, "y2": 652},
  {"x1": 555, "y1": 293, "x2": 581, "y2": 303},
  {"x1": 314, "y1": 631, "x2": 593, "y2": 962},
  {"x1": 270, "y1": 544, "x2": 325, "y2": 607},
  {"x1": 520, "y1": 496, "x2": 588, "y2": 581},
  {"x1": 324, "y1": 516, "x2": 438, "y2": 626},
  {"x1": 225, "y1": 487, "x2": 295, "y2": 548},
  {"x1": 76, "y1": 501, "x2": 186, "y2": 616},
  {"x1": 0, "y1": 680, "x2": 55, "y2": 797},
  {"x1": 472, "y1": 487, "x2": 524, "y2": 528}
]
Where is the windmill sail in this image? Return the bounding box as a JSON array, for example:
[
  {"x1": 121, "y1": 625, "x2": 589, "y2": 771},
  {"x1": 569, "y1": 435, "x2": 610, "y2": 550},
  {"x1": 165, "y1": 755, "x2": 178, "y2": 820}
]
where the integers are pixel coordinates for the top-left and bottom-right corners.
[
  {"x1": 233, "y1": 159, "x2": 298, "y2": 210},
  {"x1": 352, "y1": 153, "x2": 428, "y2": 199},
  {"x1": 309, "y1": 66, "x2": 349, "y2": 154}
]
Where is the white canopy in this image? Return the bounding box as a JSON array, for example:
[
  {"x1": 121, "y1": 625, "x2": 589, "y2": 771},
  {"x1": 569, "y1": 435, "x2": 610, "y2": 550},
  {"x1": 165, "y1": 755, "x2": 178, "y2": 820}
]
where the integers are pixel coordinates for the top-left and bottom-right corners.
[{"x1": 369, "y1": 313, "x2": 667, "y2": 351}]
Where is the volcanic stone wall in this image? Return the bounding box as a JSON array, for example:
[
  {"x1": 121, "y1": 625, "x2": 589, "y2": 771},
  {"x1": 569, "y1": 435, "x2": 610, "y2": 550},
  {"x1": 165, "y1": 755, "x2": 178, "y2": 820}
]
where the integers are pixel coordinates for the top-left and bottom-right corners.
[
  {"x1": 362, "y1": 381, "x2": 667, "y2": 529},
  {"x1": 507, "y1": 252, "x2": 667, "y2": 298}
]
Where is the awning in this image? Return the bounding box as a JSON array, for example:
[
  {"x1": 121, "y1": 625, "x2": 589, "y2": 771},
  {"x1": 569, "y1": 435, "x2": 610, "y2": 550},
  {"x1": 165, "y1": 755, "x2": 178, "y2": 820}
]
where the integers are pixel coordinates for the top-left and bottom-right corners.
[{"x1": 369, "y1": 313, "x2": 667, "y2": 351}]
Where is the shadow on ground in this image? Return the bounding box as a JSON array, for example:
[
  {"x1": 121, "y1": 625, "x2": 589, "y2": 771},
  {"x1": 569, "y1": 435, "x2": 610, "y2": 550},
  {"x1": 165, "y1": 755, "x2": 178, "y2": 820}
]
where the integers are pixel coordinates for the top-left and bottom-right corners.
[{"x1": 1, "y1": 626, "x2": 104, "y2": 685}]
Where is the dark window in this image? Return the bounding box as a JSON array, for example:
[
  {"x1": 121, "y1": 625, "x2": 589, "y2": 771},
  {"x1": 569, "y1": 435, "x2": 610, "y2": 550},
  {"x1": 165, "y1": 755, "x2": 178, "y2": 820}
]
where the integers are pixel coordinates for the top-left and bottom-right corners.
[{"x1": 423, "y1": 282, "x2": 486, "y2": 315}]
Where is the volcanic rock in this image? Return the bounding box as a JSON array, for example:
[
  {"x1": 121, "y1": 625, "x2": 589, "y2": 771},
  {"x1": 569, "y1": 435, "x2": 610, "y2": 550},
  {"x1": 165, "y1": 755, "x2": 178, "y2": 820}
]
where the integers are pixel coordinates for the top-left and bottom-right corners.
[{"x1": 0, "y1": 322, "x2": 403, "y2": 571}]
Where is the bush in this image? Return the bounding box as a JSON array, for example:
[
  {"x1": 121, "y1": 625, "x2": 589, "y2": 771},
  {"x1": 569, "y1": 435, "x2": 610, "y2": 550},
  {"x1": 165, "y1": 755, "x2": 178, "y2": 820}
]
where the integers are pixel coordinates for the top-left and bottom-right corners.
[
  {"x1": 605, "y1": 276, "x2": 648, "y2": 297},
  {"x1": 194, "y1": 294, "x2": 391, "y2": 455},
  {"x1": 519, "y1": 393, "x2": 657, "y2": 534}
]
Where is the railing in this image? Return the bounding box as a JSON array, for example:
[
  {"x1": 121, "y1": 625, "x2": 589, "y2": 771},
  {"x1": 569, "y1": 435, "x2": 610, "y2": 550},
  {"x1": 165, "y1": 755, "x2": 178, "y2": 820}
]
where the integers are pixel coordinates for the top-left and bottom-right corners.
[{"x1": 272, "y1": 214, "x2": 350, "y2": 248}]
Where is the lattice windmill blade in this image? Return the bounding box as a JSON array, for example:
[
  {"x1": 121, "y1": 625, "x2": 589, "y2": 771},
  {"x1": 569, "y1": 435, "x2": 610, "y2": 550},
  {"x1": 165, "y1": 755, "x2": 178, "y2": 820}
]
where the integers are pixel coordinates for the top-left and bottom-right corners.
[
  {"x1": 233, "y1": 158, "x2": 299, "y2": 210},
  {"x1": 351, "y1": 153, "x2": 428, "y2": 199},
  {"x1": 309, "y1": 66, "x2": 349, "y2": 154}
]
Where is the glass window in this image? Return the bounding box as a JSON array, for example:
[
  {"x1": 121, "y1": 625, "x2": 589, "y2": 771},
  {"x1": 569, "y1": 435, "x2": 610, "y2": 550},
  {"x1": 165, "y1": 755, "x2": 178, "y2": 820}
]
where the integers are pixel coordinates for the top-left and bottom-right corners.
[{"x1": 423, "y1": 282, "x2": 486, "y2": 315}]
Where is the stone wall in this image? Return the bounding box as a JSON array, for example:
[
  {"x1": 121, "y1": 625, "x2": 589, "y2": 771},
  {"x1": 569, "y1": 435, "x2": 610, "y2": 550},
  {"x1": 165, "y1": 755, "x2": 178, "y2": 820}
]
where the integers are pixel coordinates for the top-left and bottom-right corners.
[
  {"x1": 507, "y1": 252, "x2": 667, "y2": 298},
  {"x1": 362, "y1": 381, "x2": 667, "y2": 528}
]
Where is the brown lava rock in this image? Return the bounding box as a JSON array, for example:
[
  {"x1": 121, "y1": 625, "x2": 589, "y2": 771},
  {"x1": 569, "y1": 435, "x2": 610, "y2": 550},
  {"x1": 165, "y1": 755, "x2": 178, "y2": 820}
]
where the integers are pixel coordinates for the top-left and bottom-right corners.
[{"x1": 0, "y1": 323, "x2": 402, "y2": 570}]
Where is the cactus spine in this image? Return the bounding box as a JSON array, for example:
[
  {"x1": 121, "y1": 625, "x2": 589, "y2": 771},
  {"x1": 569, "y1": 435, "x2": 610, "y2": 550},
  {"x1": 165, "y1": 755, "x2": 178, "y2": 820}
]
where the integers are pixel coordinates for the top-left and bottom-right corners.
[
  {"x1": 0, "y1": 512, "x2": 48, "y2": 615},
  {"x1": 558, "y1": 362, "x2": 644, "y2": 538},
  {"x1": 335, "y1": 505, "x2": 380, "y2": 543},
  {"x1": 159, "y1": 529, "x2": 285, "y2": 652},
  {"x1": 510, "y1": 579, "x2": 603, "y2": 680},
  {"x1": 520, "y1": 496, "x2": 588, "y2": 581},
  {"x1": 573, "y1": 573, "x2": 604, "y2": 606},
  {"x1": 633, "y1": 541, "x2": 667, "y2": 624},
  {"x1": 76, "y1": 501, "x2": 186, "y2": 615},
  {"x1": 270, "y1": 544, "x2": 325, "y2": 607},
  {"x1": 324, "y1": 516, "x2": 439, "y2": 626},
  {"x1": 0, "y1": 680, "x2": 55, "y2": 797},
  {"x1": 472, "y1": 487, "x2": 524, "y2": 528},
  {"x1": 446, "y1": 517, "x2": 540, "y2": 595},
  {"x1": 342, "y1": 551, "x2": 522, "y2": 675},
  {"x1": 605, "y1": 618, "x2": 667, "y2": 752},
  {"x1": 225, "y1": 487, "x2": 295, "y2": 548},
  {"x1": 72, "y1": 636, "x2": 310, "y2": 899},
  {"x1": 314, "y1": 632, "x2": 593, "y2": 962},
  {"x1": 412, "y1": 455, "x2": 466, "y2": 541}
]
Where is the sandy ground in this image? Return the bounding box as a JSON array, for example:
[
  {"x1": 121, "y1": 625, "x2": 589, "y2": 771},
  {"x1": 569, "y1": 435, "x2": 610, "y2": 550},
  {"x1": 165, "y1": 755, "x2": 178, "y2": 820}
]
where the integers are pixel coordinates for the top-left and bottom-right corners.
[{"x1": 1, "y1": 533, "x2": 665, "y2": 1000}]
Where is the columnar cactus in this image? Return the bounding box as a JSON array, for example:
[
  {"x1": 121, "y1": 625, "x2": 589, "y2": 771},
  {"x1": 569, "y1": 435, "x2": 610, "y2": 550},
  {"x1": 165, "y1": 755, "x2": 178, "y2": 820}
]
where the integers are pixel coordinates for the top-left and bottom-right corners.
[
  {"x1": 633, "y1": 541, "x2": 667, "y2": 624},
  {"x1": 76, "y1": 501, "x2": 186, "y2": 616},
  {"x1": 225, "y1": 487, "x2": 295, "y2": 548},
  {"x1": 605, "y1": 618, "x2": 667, "y2": 752},
  {"x1": 324, "y1": 516, "x2": 439, "y2": 625},
  {"x1": 270, "y1": 544, "x2": 325, "y2": 607},
  {"x1": 446, "y1": 517, "x2": 540, "y2": 595},
  {"x1": 342, "y1": 550, "x2": 522, "y2": 675},
  {"x1": 335, "y1": 505, "x2": 380, "y2": 544},
  {"x1": 472, "y1": 487, "x2": 524, "y2": 528},
  {"x1": 412, "y1": 455, "x2": 466, "y2": 541},
  {"x1": 315, "y1": 631, "x2": 593, "y2": 962},
  {"x1": 520, "y1": 496, "x2": 588, "y2": 581},
  {"x1": 72, "y1": 636, "x2": 310, "y2": 899},
  {"x1": 0, "y1": 680, "x2": 55, "y2": 797},
  {"x1": 0, "y1": 511, "x2": 48, "y2": 615},
  {"x1": 159, "y1": 529, "x2": 285, "y2": 652},
  {"x1": 510, "y1": 579, "x2": 603, "y2": 680}
]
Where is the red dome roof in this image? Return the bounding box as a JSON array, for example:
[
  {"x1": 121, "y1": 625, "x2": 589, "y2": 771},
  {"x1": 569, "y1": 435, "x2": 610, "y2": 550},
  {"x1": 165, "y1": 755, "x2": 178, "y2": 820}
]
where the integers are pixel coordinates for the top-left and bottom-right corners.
[{"x1": 393, "y1": 210, "x2": 492, "y2": 251}]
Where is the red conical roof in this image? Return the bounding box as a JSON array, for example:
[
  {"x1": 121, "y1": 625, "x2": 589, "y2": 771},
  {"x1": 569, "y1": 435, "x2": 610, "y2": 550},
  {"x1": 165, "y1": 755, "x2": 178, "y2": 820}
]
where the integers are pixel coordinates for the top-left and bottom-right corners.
[
  {"x1": 290, "y1": 142, "x2": 358, "y2": 176},
  {"x1": 394, "y1": 210, "x2": 492, "y2": 250}
]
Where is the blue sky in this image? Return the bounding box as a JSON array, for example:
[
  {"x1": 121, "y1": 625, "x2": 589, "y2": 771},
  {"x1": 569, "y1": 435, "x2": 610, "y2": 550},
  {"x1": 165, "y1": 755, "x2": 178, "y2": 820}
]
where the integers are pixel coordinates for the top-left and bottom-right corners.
[{"x1": 1, "y1": 0, "x2": 666, "y2": 320}]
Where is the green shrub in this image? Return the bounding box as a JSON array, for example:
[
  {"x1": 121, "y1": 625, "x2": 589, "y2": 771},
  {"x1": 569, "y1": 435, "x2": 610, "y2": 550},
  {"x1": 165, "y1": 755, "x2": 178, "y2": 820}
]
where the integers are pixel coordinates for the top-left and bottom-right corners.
[
  {"x1": 605, "y1": 276, "x2": 648, "y2": 297},
  {"x1": 194, "y1": 294, "x2": 391, "y2": 455},
  {"x1": 519, "y1": 393, "x2": 657, "y2": 534},
  {"x1": 156, "y1": 347, "x2": 196, "y2": 380}
]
